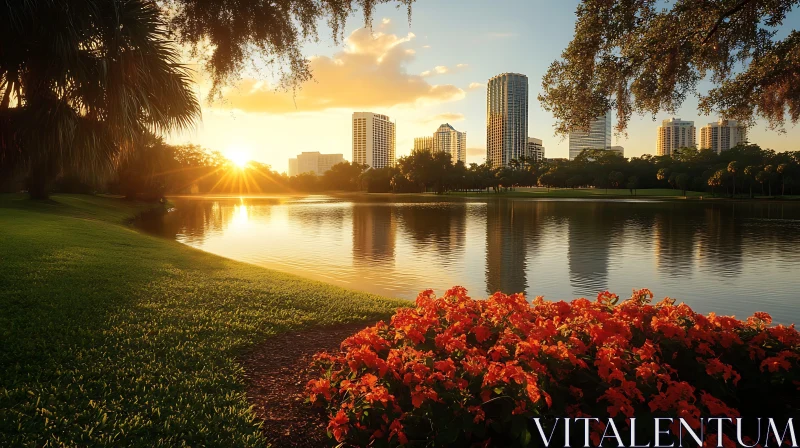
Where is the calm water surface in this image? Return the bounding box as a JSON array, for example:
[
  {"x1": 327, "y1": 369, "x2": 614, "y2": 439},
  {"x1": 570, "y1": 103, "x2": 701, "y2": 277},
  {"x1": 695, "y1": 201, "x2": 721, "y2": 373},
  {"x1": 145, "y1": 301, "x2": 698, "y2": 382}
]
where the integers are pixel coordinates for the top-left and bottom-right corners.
[{"x1": 138, "y1": 196, "x2": 800, "y2": 324}]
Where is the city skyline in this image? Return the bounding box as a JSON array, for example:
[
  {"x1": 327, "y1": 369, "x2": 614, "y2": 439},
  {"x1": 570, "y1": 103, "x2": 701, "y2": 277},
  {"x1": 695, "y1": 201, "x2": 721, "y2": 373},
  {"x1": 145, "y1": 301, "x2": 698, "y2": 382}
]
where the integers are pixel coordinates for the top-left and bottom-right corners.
[{"x1": 164, "y1": 1, "x2": 800, "y2": 172}]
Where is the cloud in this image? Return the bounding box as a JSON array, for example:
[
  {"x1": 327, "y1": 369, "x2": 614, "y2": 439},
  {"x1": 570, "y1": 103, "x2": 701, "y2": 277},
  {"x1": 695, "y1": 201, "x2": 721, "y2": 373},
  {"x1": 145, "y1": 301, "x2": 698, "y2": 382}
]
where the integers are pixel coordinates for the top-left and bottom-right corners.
[
  {"x1": 420, "y1": 63, "x2": 469, "y2": 77},
  {"x1": 215, "y1": 27, "x2": 464, "y2": 113},
  {"x1": 467, "y1": 147, "x2": 486, "y2": 157},
  {"x1": 423, "y1": 113, "x2": 466, "y2": 124},
  {"x1": 468, "y1": 82, "x2": 484, "y2": 90}
]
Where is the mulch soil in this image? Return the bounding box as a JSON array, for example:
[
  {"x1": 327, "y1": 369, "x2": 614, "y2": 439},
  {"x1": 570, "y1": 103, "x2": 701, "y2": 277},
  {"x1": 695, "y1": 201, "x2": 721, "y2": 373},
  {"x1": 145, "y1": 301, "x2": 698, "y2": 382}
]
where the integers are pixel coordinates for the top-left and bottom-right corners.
[{"x1": 241, "y1": 321, "x2": 376, "y2": 447}]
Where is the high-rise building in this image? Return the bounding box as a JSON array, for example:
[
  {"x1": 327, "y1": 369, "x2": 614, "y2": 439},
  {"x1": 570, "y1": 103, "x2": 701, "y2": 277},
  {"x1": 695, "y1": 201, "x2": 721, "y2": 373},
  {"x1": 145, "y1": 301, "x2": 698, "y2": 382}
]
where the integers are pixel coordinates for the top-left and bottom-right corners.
[
  {"x1": 568, "y1": 113, "x2": 611, "y2": 160},
  {"x1": 288, "y1": 152, "x2": 345, "y2": 176},
  {"x1": 413, "y1": 136, "x2": 433, "y2": 153},
  {"x1": 657, "y1": 118, "x2": 696, "y2": 156},
  {"x1": 700, "y1": 119, "x2": 747, "y2": 154},
  {"x1": 352, "y1": 112, "x2": 396, "y2": 168},
  {"x1": 486, "y1": 73, "x2": 528, "y2": 168},
  {"x1": 526, "y1": 138, "x2": 545, "y2": 162},
  {"x1": 432, "y1": 123, "x2": 467, "y2": 163}
]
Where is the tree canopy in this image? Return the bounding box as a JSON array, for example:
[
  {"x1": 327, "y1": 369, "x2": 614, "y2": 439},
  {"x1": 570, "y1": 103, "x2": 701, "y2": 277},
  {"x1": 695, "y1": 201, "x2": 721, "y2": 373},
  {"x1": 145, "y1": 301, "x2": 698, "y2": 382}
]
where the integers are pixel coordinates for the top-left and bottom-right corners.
[
  {"x1": 539, "y1": 0, "x2": 800, "y2": 135},
  {"x1": 1, "y1": 0, "x2": 200, "y2": 198}
]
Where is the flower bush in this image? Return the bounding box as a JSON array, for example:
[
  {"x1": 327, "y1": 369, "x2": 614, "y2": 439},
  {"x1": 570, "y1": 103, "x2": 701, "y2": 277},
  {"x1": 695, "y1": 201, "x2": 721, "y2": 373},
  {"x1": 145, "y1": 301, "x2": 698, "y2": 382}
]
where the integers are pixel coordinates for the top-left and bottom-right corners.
[{"x1": 307, "y1": 287, "x2": 800, "y2": 446}]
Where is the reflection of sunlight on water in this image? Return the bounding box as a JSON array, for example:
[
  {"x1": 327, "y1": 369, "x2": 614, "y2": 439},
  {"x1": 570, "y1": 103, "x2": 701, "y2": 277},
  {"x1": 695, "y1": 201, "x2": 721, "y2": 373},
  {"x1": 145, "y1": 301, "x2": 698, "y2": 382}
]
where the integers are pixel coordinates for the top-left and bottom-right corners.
[{"x1": 231, "y1": 199, "x2": 249, "y2": 229}]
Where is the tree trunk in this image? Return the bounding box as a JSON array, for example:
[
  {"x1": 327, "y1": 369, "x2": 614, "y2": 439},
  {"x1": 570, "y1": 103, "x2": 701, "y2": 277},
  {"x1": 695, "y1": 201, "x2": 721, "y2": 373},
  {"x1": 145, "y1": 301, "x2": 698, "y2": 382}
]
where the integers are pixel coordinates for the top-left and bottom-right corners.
[
  {"x1": 749, "y1": 185, "x2": 753, "y2": 199},
  {"x1": 27, "y1": 163, "x2": 54, "y2": 200},
  {"x1": 732, "y1": 175, "x2": 735, "y2": 198}
]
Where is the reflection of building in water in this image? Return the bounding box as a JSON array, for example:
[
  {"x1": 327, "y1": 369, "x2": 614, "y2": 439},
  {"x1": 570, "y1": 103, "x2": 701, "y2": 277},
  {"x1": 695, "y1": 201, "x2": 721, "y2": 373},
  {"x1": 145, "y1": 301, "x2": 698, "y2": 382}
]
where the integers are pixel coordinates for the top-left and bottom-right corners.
[
  {"x1": 396, "y1": 204, "x2": 466, "y2": 260},
  {"x1": 352, "y1": 205, "x2": 396, "y2": 267},
  {"x1": 653, "y1": 207, "x2": 696, "y2": 277},
  {"x1": 485, "y1": 200, "x2": 545, "y2": 296},
  {"x1": 696, "y1": 205, "x2": 743, "y2": 278},
  {"x1": 567, "y1": 202, "x2": 611, "y2": 297},
  {"x1": 286, "y1": 204, "x2": 345, "y2": 238}
]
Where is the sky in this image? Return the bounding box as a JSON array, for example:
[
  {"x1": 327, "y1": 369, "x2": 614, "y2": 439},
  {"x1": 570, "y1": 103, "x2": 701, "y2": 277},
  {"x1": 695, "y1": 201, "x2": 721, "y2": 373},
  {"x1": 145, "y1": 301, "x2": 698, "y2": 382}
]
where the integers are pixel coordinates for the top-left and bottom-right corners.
[{"x1": 168, "y1": 0, "x2": 800, "y2": 173}]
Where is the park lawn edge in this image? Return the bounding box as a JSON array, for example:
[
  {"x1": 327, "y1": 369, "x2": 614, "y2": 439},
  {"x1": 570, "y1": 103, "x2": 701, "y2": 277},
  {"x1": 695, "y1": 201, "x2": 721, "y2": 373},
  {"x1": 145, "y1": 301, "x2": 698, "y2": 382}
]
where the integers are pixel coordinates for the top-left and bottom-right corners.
[{"x1": 0, "y1": 193, "x2": 408, "y2": 447}]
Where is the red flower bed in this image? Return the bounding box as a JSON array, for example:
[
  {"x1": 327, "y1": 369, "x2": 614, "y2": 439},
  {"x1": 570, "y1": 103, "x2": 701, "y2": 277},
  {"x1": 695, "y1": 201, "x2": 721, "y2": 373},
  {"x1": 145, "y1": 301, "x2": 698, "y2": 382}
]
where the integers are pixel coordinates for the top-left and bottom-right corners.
[{"x1": 307, "y1": 288, "x2": 800, "y2": 446}]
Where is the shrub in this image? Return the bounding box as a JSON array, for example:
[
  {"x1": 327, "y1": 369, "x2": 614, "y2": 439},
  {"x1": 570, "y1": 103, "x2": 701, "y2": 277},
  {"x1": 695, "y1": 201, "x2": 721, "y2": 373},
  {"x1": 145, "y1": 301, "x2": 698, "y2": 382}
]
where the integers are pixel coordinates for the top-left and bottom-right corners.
[{"x1": 307, "y1": 287, "x2": 800, "y2": 446}]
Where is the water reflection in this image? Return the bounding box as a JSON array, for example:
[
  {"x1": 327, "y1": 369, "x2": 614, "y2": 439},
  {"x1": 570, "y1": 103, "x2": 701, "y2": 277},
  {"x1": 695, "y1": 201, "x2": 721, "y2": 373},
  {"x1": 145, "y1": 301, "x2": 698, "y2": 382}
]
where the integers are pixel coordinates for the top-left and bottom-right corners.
[
  {"x1": 138, "y1": 196, "x2": 800, "y2": 324},
  {"x1": 352, "y1": 205, "x2": 396, "y2": 268},
  {"x1": 652, "y1": 206, "x2": 696, "y2": 278},
  {"x1": 396, "y1": 204, "x2": 467, "y2": 260},
  {"x1": 697, "y1": 205, "x2": 743, "y2": 278}
]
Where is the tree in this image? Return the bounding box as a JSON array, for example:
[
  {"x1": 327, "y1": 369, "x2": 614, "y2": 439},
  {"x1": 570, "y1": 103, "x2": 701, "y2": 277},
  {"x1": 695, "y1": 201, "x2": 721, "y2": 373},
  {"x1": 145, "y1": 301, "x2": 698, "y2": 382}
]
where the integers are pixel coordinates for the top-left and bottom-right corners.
[
  {"x1": 727, "y1": 161, "x2": 739, "y2": 198},
  {"x1": 675, "y1": 173, "x2": 690, "y2": 198},
  {"x1": 743, "y1": 165, "x2": 759, "y2": 198},
  {"x1": 755, "y1": 170, "x2": 768, "y2": 195},
  {"x1": 777, "y1": 163, "x2": 789, "y2": 196},
  {"x1": 321, "y1": 162, "x2": 365, "y2": 191},
  {"x1": 708, "y1": 170, "x2": 727, "y2": 197},
  {"x1": 657, "y1": 168, "x2": 671, "y2": 187},
  {"x1": 539, "y1": 0, "x2": 800, "y2": 136},
  {"x1": 627, "y1": 176, "x2": 639, "y2": 196},
  {"x1": 539, "y1": 171, "x2": 556, "y2": 192},
  {"x1": 117, "y1": 134, "x2": 175, "y2": 200},
  {"x1": 608, "y1": 171, "x2": 625, "y2": 189},
  {"x1": 1, "y1": 0, "x2": 200, "y2": 199},
  {"x1": 764, "y1": 164, "x2": 775, "y2": 196}
]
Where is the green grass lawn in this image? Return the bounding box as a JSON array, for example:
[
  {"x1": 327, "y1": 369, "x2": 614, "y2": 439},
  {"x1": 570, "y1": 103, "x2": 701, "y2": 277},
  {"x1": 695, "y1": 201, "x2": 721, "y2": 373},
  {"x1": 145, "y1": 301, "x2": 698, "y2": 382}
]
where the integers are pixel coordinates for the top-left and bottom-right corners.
[{"x1": 0, "y1": 194, "x2": 406, "y2": 447}]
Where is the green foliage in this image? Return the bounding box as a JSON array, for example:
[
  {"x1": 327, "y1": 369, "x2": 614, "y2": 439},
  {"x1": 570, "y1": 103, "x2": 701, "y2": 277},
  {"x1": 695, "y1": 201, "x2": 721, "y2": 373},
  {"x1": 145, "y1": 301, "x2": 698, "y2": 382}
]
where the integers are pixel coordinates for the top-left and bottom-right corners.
[
  {"x1": 1, "y1": 0, "x2": 200, "y2": 199},
  {"x1": 540, "y1": 0, "x2": 799, "y2": 134},
  {"x1": 0, "y1": 194, "x2": 405, "y2": 446}
]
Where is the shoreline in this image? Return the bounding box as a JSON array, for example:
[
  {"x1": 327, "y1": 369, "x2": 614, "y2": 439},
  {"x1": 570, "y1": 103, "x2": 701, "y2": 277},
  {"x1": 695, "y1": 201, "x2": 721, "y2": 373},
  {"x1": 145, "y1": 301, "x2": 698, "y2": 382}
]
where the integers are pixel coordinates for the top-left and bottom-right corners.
[
  {"x1": 163, "y1": 189, "x2": 800, "y2": 203},
  {"x1": 0, "y1": 193, "x2": 405, "y2": 446}
]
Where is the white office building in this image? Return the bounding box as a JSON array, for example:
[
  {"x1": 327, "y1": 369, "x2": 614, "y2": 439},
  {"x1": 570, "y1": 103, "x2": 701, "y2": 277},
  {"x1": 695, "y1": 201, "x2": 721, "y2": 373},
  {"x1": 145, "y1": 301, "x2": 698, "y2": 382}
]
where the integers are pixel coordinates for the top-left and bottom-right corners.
[
  {"x1": 657, "y1": 118, "x2": 696, "y2": 156},
  {"x1": 487, "y1": 73, "x2": 528, "y2": 167},
  {"x1": 700, "y1": 119, "x2": 747, "y2": 154},
  {"x1": 288, "y1": 152, "x2": 345, "y2": 176},
  {"x1": 352, "y1": 112, "x2": 396, "y2": 169},
  {"x1": 526, "y1": 138, "x2": 545, "y2": 162},
  {"x1": 432, "y1": 123, "x2": 467, "y2": 163},
  {"x1": 568, "y1": 113, "x2": 612, "y2": 160}
]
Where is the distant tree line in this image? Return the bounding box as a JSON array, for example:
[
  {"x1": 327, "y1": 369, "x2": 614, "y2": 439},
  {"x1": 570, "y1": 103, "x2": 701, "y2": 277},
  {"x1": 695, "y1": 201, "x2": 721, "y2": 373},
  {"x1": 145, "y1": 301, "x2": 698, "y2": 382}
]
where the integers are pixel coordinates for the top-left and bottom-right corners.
[
  {"x1": 11, "y1": 141, "x2": 798, "y2": 200},
  {"x1": 347, "y1": 144, "x2": 800, "y2": 198}
]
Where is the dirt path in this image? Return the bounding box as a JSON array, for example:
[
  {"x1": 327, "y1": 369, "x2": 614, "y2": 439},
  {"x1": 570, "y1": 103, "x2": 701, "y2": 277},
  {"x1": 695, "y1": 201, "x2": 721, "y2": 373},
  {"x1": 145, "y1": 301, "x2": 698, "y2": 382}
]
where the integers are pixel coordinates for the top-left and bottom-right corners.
[{"x1": 241, "y1": 321, "x2": 376, "y2": 447}]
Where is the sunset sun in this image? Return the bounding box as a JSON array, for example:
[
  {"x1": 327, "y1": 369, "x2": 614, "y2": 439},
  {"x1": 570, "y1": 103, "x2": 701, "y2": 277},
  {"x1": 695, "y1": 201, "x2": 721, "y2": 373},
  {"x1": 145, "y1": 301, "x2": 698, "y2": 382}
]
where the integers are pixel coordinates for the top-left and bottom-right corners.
[{"x1": 226, "y1": 147, "x2": 251, "y2": 169}]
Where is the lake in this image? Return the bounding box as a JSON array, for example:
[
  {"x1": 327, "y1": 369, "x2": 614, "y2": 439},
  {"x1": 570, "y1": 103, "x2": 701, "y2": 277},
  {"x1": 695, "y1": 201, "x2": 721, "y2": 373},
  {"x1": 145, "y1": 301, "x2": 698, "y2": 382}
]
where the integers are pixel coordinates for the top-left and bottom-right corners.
[{"x1": 137, "y1": 195, "x2": 800, "y2": 324}]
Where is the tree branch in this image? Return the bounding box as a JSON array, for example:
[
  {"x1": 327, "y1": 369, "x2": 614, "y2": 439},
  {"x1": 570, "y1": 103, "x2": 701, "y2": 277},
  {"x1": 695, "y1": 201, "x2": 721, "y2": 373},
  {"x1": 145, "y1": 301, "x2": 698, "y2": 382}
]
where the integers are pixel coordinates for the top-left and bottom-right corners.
[{"x1": 702, "y1": 0, "x2": 756, "y2": 44}]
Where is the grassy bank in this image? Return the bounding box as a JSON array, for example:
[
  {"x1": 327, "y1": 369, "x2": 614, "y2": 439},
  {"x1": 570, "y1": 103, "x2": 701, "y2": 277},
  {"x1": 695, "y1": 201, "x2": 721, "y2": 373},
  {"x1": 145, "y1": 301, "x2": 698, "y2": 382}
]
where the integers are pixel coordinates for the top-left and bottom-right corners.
[{"x1": 0, "y1": 194, "x2": 406, "y2": 447}]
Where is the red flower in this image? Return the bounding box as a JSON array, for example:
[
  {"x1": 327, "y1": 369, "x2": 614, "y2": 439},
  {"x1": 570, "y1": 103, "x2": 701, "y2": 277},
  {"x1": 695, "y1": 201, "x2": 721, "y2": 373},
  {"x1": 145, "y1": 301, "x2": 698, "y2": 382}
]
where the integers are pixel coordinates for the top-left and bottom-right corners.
[
  {"x1": 328, "y1": 409, "x2": 350, "y2": 442},
  {"x1": 472, "y1": 325, "x2": 492, "y2": 343},
  {"x1": 306, "y1": 287, "x2": 799, "y2": 446}
]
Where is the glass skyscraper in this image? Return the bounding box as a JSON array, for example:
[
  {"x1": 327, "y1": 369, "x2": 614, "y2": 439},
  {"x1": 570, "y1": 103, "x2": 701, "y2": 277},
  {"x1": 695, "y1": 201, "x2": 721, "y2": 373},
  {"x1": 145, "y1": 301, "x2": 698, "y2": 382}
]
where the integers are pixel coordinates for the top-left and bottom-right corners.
[
  {"x1": 568, "y1": 113, "x2": 611, "y2": 160},
  {"x1": 486, "y1": 73, "x2": 528, "y2": 168}
]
